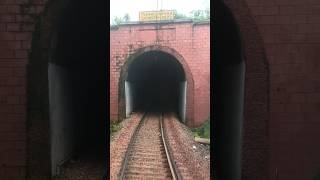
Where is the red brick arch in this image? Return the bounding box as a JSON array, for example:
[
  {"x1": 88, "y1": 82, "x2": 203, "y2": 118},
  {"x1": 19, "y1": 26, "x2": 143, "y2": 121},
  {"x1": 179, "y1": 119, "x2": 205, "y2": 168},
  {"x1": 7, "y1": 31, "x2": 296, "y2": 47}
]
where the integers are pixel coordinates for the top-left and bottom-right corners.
[
  {"x1": 220, "y1": 0, "x2": 270, "y2": 179},
  {"x1": 118, "y1": 45, "x2": 195, "y2": 125}
]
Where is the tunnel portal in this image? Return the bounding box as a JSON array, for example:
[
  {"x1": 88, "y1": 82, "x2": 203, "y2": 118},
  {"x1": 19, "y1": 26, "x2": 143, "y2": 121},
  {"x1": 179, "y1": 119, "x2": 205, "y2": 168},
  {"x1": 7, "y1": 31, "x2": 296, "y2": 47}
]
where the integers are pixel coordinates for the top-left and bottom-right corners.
[
  {"x1": 46, "y1": 1, "x2": 107, "y2": 177},
  {"x1": 125, "y1": 51, "x2": 187, "y2": 120}
]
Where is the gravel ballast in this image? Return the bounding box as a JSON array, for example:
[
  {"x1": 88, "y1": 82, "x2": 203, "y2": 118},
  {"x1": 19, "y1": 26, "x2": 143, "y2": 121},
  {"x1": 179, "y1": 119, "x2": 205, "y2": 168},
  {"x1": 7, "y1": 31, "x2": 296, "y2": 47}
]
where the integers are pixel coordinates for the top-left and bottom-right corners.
[
  {"x1": 163, "y1": 113, "x2": 210, "y2": 179},
  {"x1": 110, "y1": 112, "x2": 144, "y2": 180},
  {"x1": 110, "y1": 112, "x2": 210, "y2": 179}
]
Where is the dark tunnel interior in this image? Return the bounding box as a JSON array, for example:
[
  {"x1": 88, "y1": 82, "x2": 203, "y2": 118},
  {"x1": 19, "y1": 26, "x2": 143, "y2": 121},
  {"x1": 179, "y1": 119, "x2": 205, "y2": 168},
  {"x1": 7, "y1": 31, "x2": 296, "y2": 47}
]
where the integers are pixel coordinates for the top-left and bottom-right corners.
[
  {"x1": 213, "y1": 0, "x2": 245, "y2": 179},
  {"x1": 47, "y1": 0, "x2": 107, "y2": 177},
  {"x1": 127, "y1": 51, "x2": 185, "y2": 114}
]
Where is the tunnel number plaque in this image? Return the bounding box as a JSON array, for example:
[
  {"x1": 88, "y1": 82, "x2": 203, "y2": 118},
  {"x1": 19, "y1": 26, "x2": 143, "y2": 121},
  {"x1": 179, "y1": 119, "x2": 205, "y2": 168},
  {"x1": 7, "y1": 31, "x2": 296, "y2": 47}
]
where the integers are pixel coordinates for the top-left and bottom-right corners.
[{"x1": 139, "y1": 10, "x2": 175, "y2": 21}]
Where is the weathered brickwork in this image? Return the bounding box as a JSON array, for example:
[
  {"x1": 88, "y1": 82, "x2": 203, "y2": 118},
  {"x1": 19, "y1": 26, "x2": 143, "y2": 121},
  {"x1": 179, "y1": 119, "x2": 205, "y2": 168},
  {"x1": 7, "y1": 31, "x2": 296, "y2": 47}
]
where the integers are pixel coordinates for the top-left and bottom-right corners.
[
  {"x1": 0, "y1": 0, "x2": 46, "y2": 179},
  {"x1": 248, "y1": 1, "x2": 320, "y2": 180},
  {"x1": 110, "y1": 21, "x2": 210, "y2": 127},
  {"x1": 224, "y1": 0, "x2": 320, "y2": 179}
]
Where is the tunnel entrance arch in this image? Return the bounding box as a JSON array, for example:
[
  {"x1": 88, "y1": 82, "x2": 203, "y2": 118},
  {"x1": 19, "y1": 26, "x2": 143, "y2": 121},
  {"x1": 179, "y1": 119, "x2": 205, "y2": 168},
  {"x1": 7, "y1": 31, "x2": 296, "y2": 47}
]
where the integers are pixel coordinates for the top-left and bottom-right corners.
[
  {"x1": 26, "y1": 0, "x2": 107, "y2": 178},
  {"x1": 213, "y1": 0, "x2": 269, "y2": 179},
  {"x1": 118, "y1": 45, "x2": 194, "y2": 125}
]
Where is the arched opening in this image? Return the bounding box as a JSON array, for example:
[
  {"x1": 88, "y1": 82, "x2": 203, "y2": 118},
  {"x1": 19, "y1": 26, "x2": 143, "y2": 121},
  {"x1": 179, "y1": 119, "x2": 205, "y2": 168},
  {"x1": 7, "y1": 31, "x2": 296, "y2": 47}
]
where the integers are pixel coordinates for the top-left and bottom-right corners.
[
  {"x1": 124, "y1": 50, "x2": 187, "y2": 121},
  {"x1": 118, "y1": 45, "x2": 194, "y2": 126},
  {"x1": 213, "y1": 0, "x2": 269, "y2": 179},
  {"x1": 27, "y1": 0, "x2": 107, "y2": 178},
  {"x1": 213, "y1": 0, "x2": 245, "y2": 179}
]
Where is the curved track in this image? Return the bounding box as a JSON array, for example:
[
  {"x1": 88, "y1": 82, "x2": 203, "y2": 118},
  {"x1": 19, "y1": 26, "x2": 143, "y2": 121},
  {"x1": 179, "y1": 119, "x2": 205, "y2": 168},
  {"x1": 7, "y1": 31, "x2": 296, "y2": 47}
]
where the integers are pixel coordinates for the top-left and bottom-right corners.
[{"x1": 119, "y1": 112, "x2": 181, "y2": 180}]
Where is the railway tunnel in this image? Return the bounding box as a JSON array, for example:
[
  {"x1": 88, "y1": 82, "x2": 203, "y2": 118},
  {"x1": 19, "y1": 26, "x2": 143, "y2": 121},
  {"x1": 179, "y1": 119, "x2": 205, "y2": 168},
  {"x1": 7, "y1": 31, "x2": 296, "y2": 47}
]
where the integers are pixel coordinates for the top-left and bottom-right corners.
[
  {"x1": 43, "y1": 0, "x2": 107, "y2": 177},
  {"x1": 124, "y1": 51, "x2": 187, "y2": 121}
]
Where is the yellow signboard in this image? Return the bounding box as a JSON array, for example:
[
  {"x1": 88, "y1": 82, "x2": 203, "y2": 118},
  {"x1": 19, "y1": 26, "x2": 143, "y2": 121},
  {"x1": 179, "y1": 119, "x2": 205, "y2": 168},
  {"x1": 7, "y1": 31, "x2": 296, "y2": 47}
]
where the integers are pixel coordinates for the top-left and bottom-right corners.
[{"x1": 139, "y1": 10, "x2": 175, "y2": 21}]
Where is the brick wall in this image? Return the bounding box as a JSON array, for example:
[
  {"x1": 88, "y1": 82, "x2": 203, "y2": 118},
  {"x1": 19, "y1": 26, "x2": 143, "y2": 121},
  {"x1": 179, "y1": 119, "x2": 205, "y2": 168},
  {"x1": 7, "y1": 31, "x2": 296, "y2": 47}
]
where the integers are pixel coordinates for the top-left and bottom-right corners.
[
  {"x1": 110, "y1": 21, "x2": 210, "y2": 127},
  {"x1": 258, "y1": 4, "x2": 319, "y2": 180},
  {"x1": 224, "y1": 0, "x2": 320, "y2": 179},
  {"x1": 247, "y1": 1, "x2": 320, "y2": 179},
  {"x1": 0, "y1": 0, "x2": 46, "y2": 179}
]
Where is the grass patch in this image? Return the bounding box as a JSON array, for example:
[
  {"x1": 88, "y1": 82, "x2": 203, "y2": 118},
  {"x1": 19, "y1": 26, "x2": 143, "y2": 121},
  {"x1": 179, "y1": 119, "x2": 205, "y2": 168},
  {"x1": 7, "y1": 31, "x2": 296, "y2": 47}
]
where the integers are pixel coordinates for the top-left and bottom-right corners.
[
  {"x1": 110, "y1": 121, "x2": 122, "y2": 136},
  {"x1": 191, "y1": 119, "x2": 210, "y2": 139}
]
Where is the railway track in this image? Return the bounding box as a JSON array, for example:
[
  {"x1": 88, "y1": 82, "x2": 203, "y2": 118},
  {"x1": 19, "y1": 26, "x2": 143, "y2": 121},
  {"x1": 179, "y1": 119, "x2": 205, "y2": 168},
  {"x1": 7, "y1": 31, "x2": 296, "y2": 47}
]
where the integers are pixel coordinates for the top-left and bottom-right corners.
[{"x1": 119, "y1": 112, "x2": 181, "y2": 180}]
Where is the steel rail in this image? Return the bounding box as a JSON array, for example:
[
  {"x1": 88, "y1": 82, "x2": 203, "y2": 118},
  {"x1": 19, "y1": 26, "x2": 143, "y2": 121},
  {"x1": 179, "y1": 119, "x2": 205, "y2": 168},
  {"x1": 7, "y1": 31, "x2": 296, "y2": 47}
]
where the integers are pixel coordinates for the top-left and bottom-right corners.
[
  {"x1": 119, "y1": 112, "x2": 181, "y2": 180},
  {"x1": 160, "y1": 113, "x2": 182, "y2": 180},
  {"x1": 119, "y1": 112, "x2": 147, "y2": 180}
]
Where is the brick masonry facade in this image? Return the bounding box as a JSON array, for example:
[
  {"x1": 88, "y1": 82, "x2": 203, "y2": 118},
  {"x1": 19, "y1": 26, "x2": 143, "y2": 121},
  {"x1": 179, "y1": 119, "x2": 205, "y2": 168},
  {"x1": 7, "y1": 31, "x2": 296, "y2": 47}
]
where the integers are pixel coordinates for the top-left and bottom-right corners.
[
  {"x1": 0, "y1": 0, "x2": 319, "y2": 179},
  {"x1": 110, "y1": 21, "x2": 210, "y2": 128},
  {"x1": 0, "y1": 0, "x2": 47, "y2": 179},
  {"x1": 223, "y1": 0, "x2": 320, "y2": 179}
]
